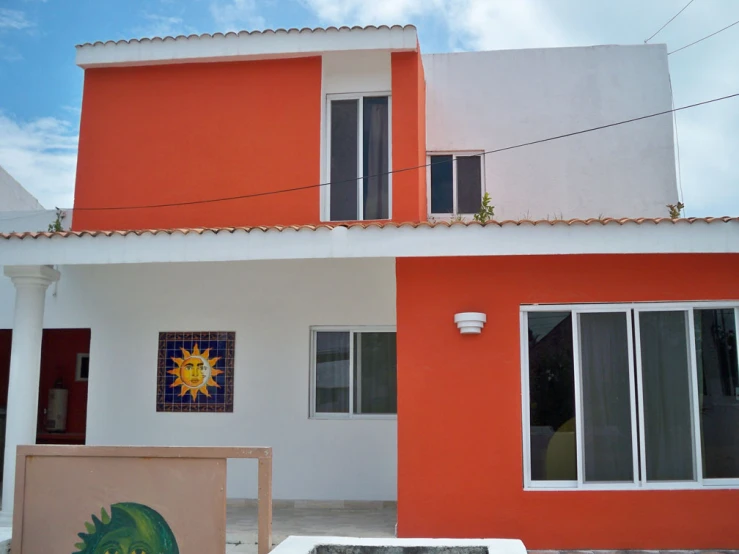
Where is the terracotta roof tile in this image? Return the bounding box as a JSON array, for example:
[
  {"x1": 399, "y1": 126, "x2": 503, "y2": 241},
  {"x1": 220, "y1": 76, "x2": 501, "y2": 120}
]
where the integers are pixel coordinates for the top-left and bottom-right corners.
[
  {"x1": 2, "y1": 217, "x2": 738, "y2": 241},
  {"x1": 75, "y1": 24, "x2": 417, "y2": 49}
]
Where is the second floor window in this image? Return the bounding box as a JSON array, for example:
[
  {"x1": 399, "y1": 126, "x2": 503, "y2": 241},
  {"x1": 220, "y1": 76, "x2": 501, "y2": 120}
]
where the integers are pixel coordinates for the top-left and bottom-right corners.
[
  {"x1": 428, "y1": 153, "x2": 483, "y2": 216},
  {"x1": 328, "y1": 94, "x2": 390, "y2": 221}
]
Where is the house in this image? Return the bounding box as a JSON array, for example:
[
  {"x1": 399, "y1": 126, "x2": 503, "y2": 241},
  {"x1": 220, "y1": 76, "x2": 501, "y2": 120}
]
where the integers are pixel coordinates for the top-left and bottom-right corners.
[{"x1": 0, "y1": 24, "x2": 738, "y2": 550}]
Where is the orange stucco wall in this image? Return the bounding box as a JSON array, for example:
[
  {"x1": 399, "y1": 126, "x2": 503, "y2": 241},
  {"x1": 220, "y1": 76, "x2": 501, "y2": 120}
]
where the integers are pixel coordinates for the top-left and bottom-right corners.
[
  {"x1": 396, "y1": 254, "x2": 739, "y2": 550},
  {"x1": 73, "y1": 57, "x2": 323, "y2": 231},
  {"x1": 73, "y1": 53, "x2": 428, "y2": 231},
  {"x1": 391, "y1": 51, "x2": 427, "y2": 222}
]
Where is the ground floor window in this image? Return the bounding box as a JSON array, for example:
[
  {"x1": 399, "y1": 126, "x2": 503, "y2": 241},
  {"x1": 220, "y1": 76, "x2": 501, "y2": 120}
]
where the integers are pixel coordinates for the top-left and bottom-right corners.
[
  {"x1": 310, "y1": 327, "x2": 396, "y2": 418},
  {"x1": 522, "y1": 303, "x2": 739, "y2": 489}
]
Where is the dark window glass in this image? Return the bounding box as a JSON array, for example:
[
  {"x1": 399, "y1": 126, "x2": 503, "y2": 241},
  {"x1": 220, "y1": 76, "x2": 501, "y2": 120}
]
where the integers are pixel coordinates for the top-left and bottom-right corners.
[
  {"x1": 694, "y1": 309, "x2": 739, "y2": 478},
  {"x1": 315, "y1": 332, "x2": 350, "y2": 413},
  {"x1": 457, "y1": 155, "x2": 482, "y2": 214},
  {"x1": 580, "y1": 312, "x2": 634, "y2": 482},
  {"x1": 363, "y1": 97, "x2": 389, "y2": 220},
  {"x1": 528, "y1": 312, "x2": 576, "y2": 481},
  {"x1": 330, "y1": 100, "x2": 358, "y2": 221},
  {"x1": 430, "y1": 155, "x2": 453, "y2": 213},
  {"x1": 639, "y1": 311, "x2": 695, "y2": 481},
  {"x1": 353, "y1": 332, "x2": 397, "y2": 414}
]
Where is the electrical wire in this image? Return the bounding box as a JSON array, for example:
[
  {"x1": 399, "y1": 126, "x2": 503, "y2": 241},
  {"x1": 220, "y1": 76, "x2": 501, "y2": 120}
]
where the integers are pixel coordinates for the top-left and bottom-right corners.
[
  {"x1": 668, "y1": 18, "x2": 739, "y2": 55},
  {"x1": 69, "y1": 91, "x2": 739, "y2": 212},
  {"x1": 645, "y1": 0, "x2": 697, "y2": 43}
]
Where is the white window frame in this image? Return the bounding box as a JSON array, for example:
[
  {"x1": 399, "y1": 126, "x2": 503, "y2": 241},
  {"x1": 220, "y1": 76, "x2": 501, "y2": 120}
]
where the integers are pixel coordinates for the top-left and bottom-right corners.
[
  {"x1": 75, "y1": 353, "x2": 89, "y2": 382},
  {"x1": 426, "y1": 151, "x2": 485, "y2": 218},
  {"x1": 521, "y1": 301, "x2": 739, "y2": 491},
  {"x1": 323, "y1": 93, "x2": 393, "y2": 222},
  {"x1": 309, "y1": 325, "x2": 397, "y2": 420}
]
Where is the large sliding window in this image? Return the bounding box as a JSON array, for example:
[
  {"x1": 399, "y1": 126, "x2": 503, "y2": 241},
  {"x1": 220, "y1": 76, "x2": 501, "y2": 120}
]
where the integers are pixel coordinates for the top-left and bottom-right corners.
[
  {"x1": 522, "y1": 303, "x2": 739, "y2": 489},
  {"x1": 327, "y1": 94, "x2": 390, "y2": 221}
]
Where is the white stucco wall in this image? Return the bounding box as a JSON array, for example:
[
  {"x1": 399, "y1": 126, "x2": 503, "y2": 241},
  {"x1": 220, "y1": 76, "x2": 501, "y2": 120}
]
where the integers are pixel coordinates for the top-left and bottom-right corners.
[
  {"x1": 0, "y1": 258, "x2": 397, "y2": 500},
  {"x1": 0, "y1": 209, "x2": 74, "y2": 234},
  {"x1": 0, "y1": 166, "x2": 43, "y2": 212},
  {"x1": 423, "y1": 45, "x2": 679, "y2": 220}
]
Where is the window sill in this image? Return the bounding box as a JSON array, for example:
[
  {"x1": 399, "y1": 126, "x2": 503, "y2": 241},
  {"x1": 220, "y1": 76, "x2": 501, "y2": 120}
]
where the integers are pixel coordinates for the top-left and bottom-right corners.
[
  {"x1": 525, "y1": 481, "x2": 739, "y2": 492},
  {"x1": 310, "y1": 414, "x2": 397, "y2": 421}
]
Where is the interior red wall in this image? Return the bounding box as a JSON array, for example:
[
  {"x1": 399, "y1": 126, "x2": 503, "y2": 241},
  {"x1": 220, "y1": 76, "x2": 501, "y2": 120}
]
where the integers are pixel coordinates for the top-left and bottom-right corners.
[
  {"x1": 37, "y1": 329, "x2": 91, "y2": 436},
  {"x1": 0, "y1": 331, "x2": 10, "y2": 406},
  {"x1": 0, "y1": 330, "x2": 90, "y2": 436},
  {"x1": 72, "y1": 57, "x2": 323, "y2": 231},
  {"x1": 396, "y1": 254, "x2": 739, "y2": 550}
]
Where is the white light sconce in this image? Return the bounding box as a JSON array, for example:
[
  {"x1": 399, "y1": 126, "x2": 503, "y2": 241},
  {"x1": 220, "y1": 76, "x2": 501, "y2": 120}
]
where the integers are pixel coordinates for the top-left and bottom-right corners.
[{"x1": 454, "y1": 312, "x2": 487, "y2": 334}]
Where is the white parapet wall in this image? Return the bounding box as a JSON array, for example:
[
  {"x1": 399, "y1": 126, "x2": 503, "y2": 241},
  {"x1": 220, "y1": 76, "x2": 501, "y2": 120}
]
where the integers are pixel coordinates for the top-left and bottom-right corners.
[{"x1": 271, "y1": 537, "x2": 528, "y2": 554}]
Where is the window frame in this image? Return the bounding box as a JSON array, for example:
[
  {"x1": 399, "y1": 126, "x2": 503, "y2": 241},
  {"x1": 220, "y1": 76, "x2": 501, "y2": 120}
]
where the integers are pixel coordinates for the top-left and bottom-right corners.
[
  {"x1": 309, "y1": 325, "x2": 397, "y2": 420},
  {"x1": 323, "y1": 92, "x2": 393, "y2": 222},
  {"x1": 521, "y1": 301, "x2": 739, "y2": 491},
  {"x1": 426, "y1": 151, "x2": 485, "y2": 218}
]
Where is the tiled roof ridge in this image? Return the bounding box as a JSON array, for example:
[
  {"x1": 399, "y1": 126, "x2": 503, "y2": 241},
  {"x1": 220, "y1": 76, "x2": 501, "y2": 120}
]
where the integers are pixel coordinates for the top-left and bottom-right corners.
[
  {"x1": 76, "y1": 24, "x2": 417, "y2": 49},
  {"x1": 2, "y1": 216, "x2": 738, "y2": 241}
]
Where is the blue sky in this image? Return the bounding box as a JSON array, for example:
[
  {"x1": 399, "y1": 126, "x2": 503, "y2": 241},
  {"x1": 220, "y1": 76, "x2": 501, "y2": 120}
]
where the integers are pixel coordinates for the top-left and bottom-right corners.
[{"x1": 0, "y1": 0, "x2": 737, "y2": 216}]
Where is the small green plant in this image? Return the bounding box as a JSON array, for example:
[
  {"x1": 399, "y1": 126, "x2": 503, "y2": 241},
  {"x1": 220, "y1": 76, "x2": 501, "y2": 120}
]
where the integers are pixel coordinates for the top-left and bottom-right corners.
[
  {"x1": 473, "y1": 192, "x2": 495, "y2": 224},
  {"x1": 48, "y1": 207, "x2": 66, "y2": 232},
  {"x1": 667, "y1": 202, "x2": 685, "y2": 219},
  {"x1": 450, "y1": 213, "x2": 465, "y2": 223}
]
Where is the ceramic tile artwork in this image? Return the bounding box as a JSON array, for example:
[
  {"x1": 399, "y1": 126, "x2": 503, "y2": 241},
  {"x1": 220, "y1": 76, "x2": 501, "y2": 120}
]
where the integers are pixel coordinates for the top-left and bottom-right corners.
[{"x1": 157, "y1": 331, "x2": 235, "y2": 412}]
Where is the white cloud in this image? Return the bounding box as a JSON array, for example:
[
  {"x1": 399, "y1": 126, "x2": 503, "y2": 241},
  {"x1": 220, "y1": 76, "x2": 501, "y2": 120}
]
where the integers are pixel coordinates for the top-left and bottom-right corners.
[
  {"x1": 301, "y1": 0, "x2": 434, "y2": 25},
  {"x1": 0, "y1": 112, "x2": 78, "y2": 209},
  {"x1": 132, "y1": 13, "x2": 197, "y2": 38},
  {"x1": 210, "y1": 0, "x2": 265, "y2": 32},
  {"x1": 0, "y1": 8, "x2": 33, "y2": 30}
]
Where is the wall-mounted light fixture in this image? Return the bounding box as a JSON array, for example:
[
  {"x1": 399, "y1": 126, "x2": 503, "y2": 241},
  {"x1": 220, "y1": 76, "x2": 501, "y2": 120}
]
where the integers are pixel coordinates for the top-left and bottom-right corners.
[{"x1": 454, "y1": 312, "x2": 487, "y2": 334}]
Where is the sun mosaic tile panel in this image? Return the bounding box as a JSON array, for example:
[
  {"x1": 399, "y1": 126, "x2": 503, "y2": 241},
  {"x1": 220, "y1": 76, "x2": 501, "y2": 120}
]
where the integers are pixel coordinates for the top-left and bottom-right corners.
[{"x1": 157, "y1": 331, "x2": 235, "y2": 412}]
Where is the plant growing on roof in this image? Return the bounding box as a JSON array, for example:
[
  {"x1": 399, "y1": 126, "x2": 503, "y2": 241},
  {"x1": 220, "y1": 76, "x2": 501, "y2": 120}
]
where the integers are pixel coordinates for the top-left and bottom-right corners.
[
  {"x1": 473, "y1": 192, "x2": 495, "y2": 224},
  {"x1": 667, "y1": 202, "x2": 685, "y2": 219},
  {"x1": 48, "y1": 207, "x2": 67, "y2": 232}
]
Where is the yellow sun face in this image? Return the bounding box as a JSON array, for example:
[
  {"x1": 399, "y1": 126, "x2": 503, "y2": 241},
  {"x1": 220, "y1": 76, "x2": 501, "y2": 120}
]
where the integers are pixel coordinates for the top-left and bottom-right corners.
[{"x1": 168, "y1": 344, "x2": 223, "y2": 400}]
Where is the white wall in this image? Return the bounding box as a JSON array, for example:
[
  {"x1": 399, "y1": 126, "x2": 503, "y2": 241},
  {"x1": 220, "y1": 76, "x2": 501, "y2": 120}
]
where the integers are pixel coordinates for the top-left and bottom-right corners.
[
  {"x1": 0, "y1": 166, "x2": 43, "y2": 212},
  {"x1": 0, "y1": 209, "x2": 74, "y2": 234},
  {"x1": 424, "y1": 45, "x2": 679, "y2": 220},
  {"x1": 0, "y1": 258, "x2": 397, "y2": 500}
]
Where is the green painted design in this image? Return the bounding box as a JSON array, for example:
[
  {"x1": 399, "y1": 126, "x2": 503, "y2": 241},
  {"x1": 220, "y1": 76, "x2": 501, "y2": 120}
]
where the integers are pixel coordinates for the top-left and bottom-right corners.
[{"x1": 73, "y1": 502, "x2": 179, "y2": 554}]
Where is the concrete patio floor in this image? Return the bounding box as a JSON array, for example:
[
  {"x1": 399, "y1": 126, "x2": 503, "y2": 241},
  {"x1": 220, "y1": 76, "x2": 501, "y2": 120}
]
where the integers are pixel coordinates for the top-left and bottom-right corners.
[{"x1": 226, "y1": 502, "x2": 397, "y2": 554}]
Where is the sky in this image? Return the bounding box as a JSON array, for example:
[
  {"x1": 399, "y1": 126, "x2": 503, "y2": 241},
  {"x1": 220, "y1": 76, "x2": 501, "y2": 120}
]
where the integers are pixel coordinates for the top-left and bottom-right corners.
[{"x1": 0, "y1": 0, "x2": 737, "y2": 216}]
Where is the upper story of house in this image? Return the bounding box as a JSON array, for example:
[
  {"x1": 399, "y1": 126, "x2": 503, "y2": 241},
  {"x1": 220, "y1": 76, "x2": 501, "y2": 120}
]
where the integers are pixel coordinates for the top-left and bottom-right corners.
[{"x1": 71, "y1": 25, "x2": 678, "y2": 232}]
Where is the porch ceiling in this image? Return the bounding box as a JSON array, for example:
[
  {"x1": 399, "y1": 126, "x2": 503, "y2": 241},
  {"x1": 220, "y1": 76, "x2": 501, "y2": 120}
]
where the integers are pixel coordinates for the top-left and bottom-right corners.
[{"x1": 1, "y1": 218, "x2": 738, "y2": 267}]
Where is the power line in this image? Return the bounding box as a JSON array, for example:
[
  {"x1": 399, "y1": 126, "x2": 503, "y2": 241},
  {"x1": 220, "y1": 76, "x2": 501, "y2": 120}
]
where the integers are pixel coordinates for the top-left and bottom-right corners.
[
  {"x1": 645, "y1": 0, "x2": 697, "y2": 43},
  {"x1": 668, "y1": 19, "x2": 739, "y2": 55},
  {"x1": 66, "y1": 91, "x2": 738, "y2": 212}
]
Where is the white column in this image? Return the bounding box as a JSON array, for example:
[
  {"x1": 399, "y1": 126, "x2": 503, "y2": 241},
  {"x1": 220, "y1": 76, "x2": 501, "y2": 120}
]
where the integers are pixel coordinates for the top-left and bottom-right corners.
[{"x1": 1, "y1": 265, "x2": 59, "y2": 514}]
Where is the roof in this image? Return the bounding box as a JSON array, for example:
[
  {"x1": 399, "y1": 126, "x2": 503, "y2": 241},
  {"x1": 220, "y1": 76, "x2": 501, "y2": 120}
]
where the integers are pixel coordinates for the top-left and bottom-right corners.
[
  {"x1": 1, "y1": 217, "x2": 737, "y2": 241},
  {"x1": 1, "y1": 218, "x2": 738, "y2": 268},
  {"x1": 75, "y1": 24, "x2": 419, "y2": 69}
]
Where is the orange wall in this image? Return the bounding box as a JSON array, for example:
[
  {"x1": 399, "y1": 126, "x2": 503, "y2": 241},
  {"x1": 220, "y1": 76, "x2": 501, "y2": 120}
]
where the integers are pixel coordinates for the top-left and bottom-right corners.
[
  {"x1": 391, "y1": 52, "x2": 427, "y2": 223},
  {"x1": 396, "y1": 254, "x2": 739, "y2": 550},
  {"x1": 73, "y1": 57, "x2": 323, "y2": 231},
  {"x1": 73, "y1": 53, "x2": 428, "y2": 231}
]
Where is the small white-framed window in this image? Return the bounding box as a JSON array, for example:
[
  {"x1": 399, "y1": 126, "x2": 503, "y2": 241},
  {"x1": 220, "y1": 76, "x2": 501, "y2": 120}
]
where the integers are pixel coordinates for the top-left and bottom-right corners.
[
  {"x1": 427, "y1": 152, "x2": 484, "y2": 217},
  {"x1": 310, "y1": 326, "x2": 397, "y2": 419},
  {"x1": 521, "y1": 301, "x2": 739, "y2": 491},
  {"x1": 325, "y1": 93, "x2": 392, "y2": 222},
  {"x1": 75, "y1": 353, "x2": 89, "y2": 382}
]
